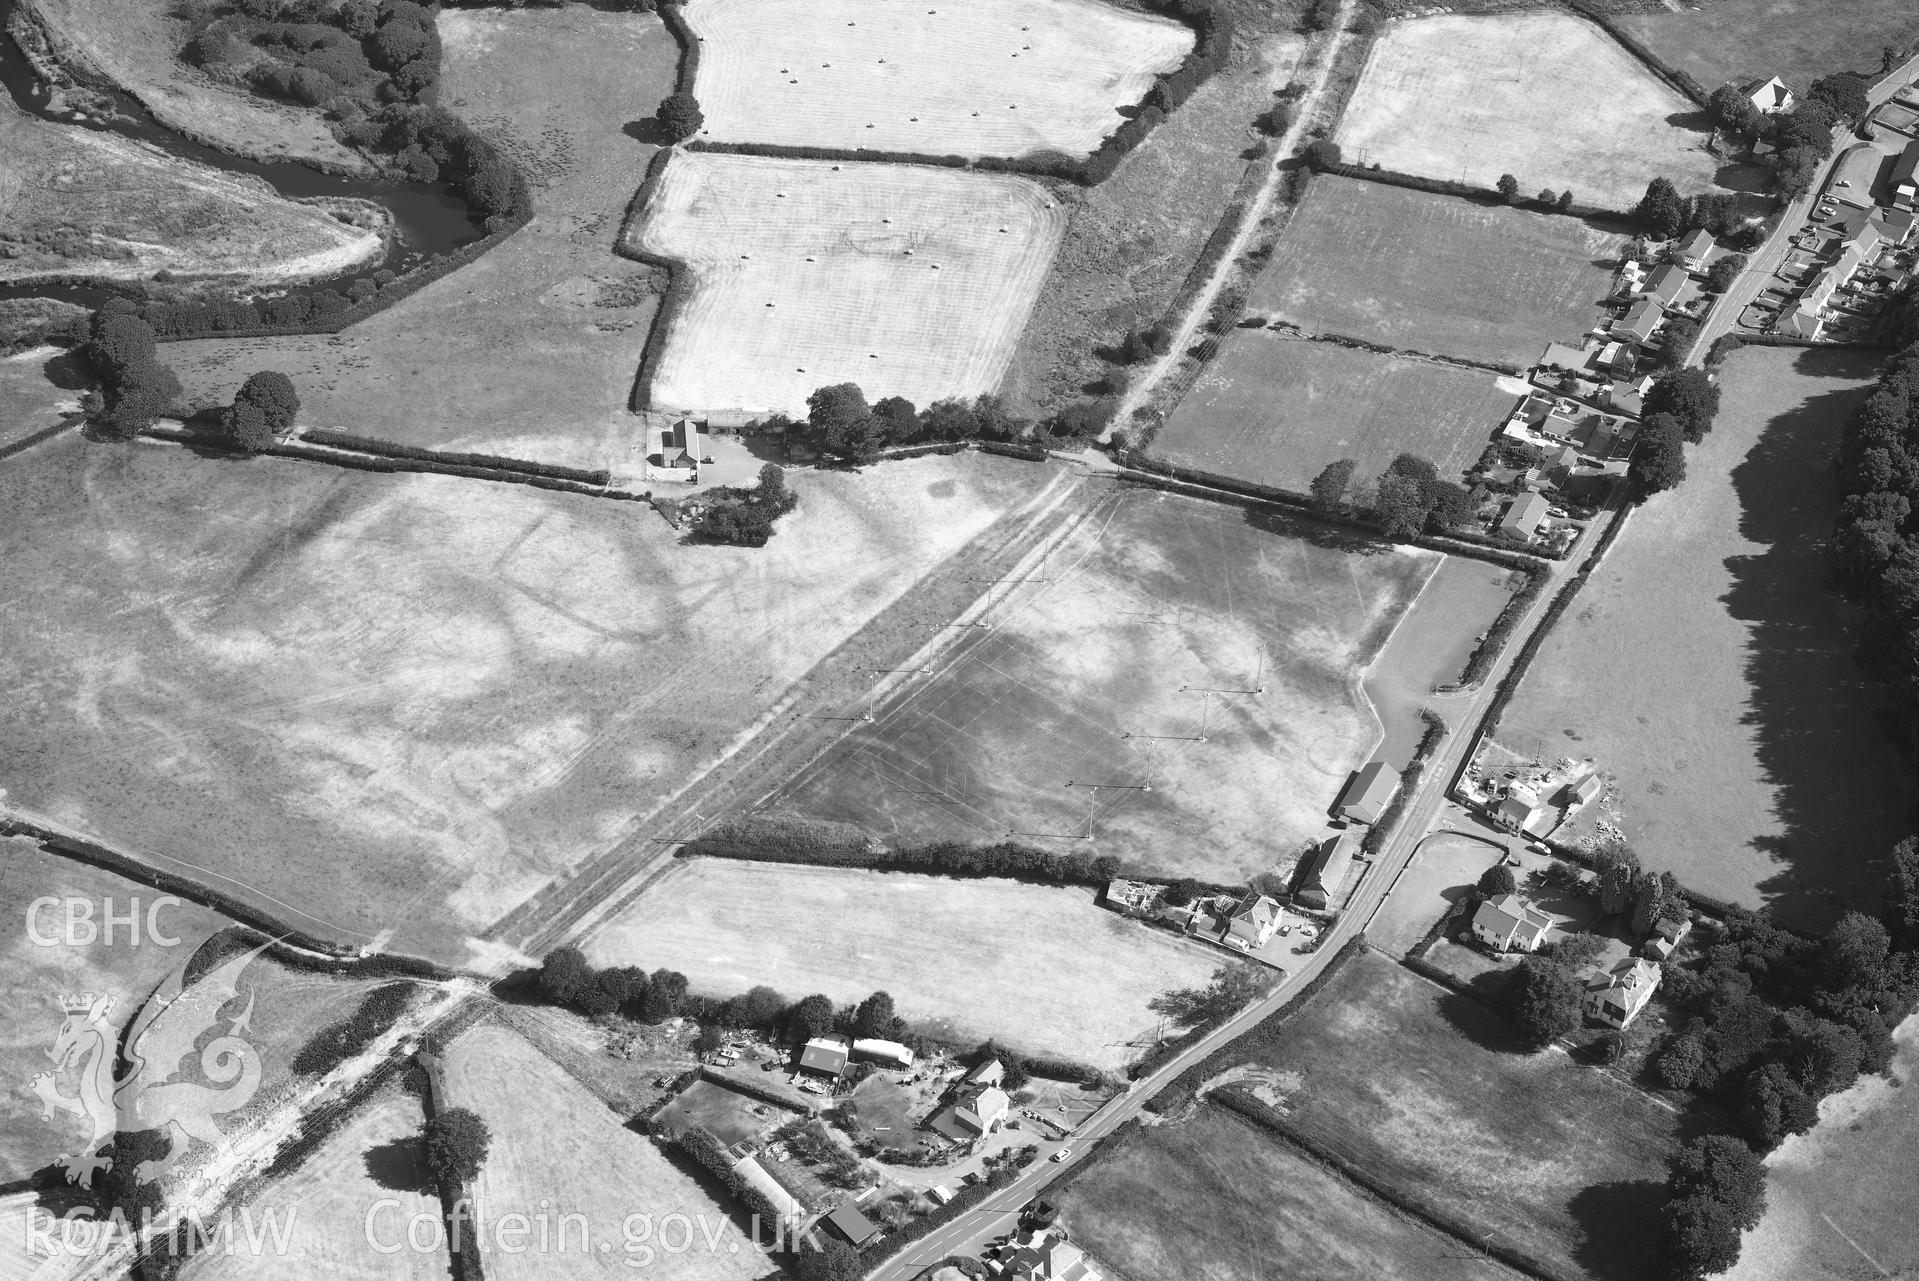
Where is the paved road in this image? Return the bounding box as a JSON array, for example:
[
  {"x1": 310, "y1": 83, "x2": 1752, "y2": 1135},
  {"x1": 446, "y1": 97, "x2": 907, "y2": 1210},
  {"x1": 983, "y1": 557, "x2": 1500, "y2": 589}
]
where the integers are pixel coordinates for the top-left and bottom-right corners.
[
  {"x1": 1688, "y1": 54, "x2": 1919, "y2": 364},
  {"x1": 869, "y1": 505, "x2": 1616, "y2": 1280}
]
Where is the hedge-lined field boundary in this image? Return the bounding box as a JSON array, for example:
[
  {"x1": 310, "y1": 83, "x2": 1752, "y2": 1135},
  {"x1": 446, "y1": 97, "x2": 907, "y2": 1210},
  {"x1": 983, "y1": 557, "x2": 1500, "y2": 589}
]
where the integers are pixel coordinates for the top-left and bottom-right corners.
[
  {"x1": 300, "y1": 427, "x2": 612, "y2": 485},
  {"x1": 1312, "y1": 156, "x2": 1632, "y2": 220},
  {"x1": 619, "y1": 147, "x2": 692, "y2": 413},
  {"x1": 1361, "y1": 710, "x2": 1447, "y2": 858},
  {"x1": 1562, "y1": 0, "x2": 1710, "y2": 108}
]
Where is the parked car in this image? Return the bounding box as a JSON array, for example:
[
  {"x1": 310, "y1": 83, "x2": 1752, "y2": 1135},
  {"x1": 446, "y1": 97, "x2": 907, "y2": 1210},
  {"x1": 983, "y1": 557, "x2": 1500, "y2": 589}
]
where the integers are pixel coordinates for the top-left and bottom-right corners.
[{"x1": 1051, "y1": 1148, "x2": 1073, "y2": 1163}]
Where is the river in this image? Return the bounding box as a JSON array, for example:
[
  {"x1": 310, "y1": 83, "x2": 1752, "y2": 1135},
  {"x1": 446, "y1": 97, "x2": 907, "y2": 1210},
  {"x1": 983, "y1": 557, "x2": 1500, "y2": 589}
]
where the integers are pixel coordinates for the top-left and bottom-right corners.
[{"x1": 0, "y1": 0, "x2": 488, "y2": 306}]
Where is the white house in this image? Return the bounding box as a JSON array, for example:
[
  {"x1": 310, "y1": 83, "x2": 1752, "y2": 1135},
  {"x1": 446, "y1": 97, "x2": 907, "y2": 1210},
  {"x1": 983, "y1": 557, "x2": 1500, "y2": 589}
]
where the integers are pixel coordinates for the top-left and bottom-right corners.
[
  {"x1": 1583, "y1": 957, "x2": 1662, "y2": 1028},
  {"x1": 1471, "y1": 893, "x2": 1554, "y2": 953},
  {"x1": 1743, "y1": 75, "x2": 1794, "y2": 115}
]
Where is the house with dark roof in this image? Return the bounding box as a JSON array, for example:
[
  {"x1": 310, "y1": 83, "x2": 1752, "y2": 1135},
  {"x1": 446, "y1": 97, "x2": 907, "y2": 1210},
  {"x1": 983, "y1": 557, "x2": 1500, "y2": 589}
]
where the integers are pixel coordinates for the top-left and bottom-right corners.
[
  {"x1": 823, "y1": 1204, "x2": 880, "y2": 1248},
  {"x1": 1893, "y1": 138, "x2": 1919, "y2": 209},
  {"x1": 1223, "y1": 892, "x2": 1283, "y2": 949},
  {"x1": 1296, "y1": 831, "x2": 1358, "y2": 912},
  {"x1": 993, "y1": 1230, "x2": 1104, "y2": 1281},
  {"x1": 654, "y1": 417, "x2": 707, "y2": 479},
  {"x1": 1560, "y1": 773, "x2": 1603, "y2": 809},
  {"x1": 798, "y1": 1036, "x2": 849, "y2": 1079},
  {"x1": 1334, "y1": 761, "x2": 1398, "y2": 824},
  {"x1": 1471, "y1": 893, "x2": 1555, "y2": 953},
  {"x1": 1582, "y1": 957, "x2": 1662, "y2": 1028}
]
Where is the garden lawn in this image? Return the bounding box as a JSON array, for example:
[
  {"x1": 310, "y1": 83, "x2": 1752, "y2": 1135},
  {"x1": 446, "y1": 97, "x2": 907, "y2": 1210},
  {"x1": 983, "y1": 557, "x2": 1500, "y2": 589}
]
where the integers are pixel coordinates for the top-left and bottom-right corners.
[
  {"x1": 1151, "y1": 332, "x2": 1517, "y2": 492},
  {"x1": 1334, "y1": 13, "x2": 1720, "y2": 212},
  {"x1": 1616, "y1": 0, "x2": 1919, "y2": 99},
  {"x1": 1495, "y1": 347, "x2": 1905, "y2": 930},
  {"x1": 768, "y1": 487, "x2": 1479, "y2": 883},
  {"x1": 649, "y1": 1080, "x2": 795, "y2": 1148},
  {"x1": 1247, "y1": 175, "x2": 1626, "y2": 368},
  {"x1": 165, "y1": 6, "x2": 682, "y2": 472},
  {"x1": 581, "y1": 859, "x2": 1222, "y2": 1072},
  {"x1": 1058, "y1": 1102, "x2": 1527, "y2": 1281},
  {"x1": 1197, "y1": 948, "x2": 1694, "y2": 1281},
  {"x1": 0, "y1": 431, "x2": 1050, "y2": 964},
  {"x1": 443, "y1": 1023, "x2": 772, "y2": 1281}
]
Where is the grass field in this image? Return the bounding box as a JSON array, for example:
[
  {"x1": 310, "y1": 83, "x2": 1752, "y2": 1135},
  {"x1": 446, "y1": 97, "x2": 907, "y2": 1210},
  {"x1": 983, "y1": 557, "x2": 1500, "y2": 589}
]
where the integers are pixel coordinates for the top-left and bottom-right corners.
[
  {"x1": 582, "y1": 859, "x2": 1222, "y2": 1071},
  {"x1": 1362, "y1": 556, "x2": 1522, "y2": 768},
  {"x1": 0, "y1": 103, "x2": 384, "y2": 287},
  {"x1": 1335, "y1": 13, "x2": 1720, "y2": 212},
  {"x1": 1151, "y1": 333, "x2": 1518, "y2": 493},
  {"x1": 1495, "y1": 347, "x2": 1904, "y2": 930},
  {"x1": 185, "y1": 1084, "x2": 448, "y2": 1281},
  {"x1": 1059, "y1": 1103, "x2": 1525, "y2": 1281},
  {"x1": 19, "y1": 0, "x2": 365, "y2": 170},
  {"x1": 1002, "y1": 32, "x2": 1304, "y2": 415},
  {"x1": 767, "y1": 487, "x2": 1475, "y2": 882},
  {"x1": 628, "y1": 151, "x2": 1064, "y2": 416},
  {"x1": 1247, "y1": 175, "x2": 1626, "y2": 368},
  {"x1": 0, "y1": 430, "x2": 1053, "y2": 963},
  {"x1": 0, "y1": 837, "x2": 237, "y2": 1184},
  {"x1": 1203, "y1": 948, "x2": 1693, "y2": 1281},
  {"x1": 443, "y1": 1022, "x2": 772, "y2": 1281},
  {"x1": 682, "y1": 0, "x2": 1191, "y2": 158},
  {"x1": 165, "y1": 7, "x2": 682, "y2": 471},
  {"x1": 1367, "y1": 831, "x2": 1505, "y2": 956},
  {"x1": 1617, "y1": 0, "x2": 1919, "y2": 99},
  {"x1": 0, "y1": 346, "x2": 82, "y2": 452},
  {"x1": 1724, "y1": 1014, "x2": 1919, "y2": 1281},
  {"x1": 650, "y1": 1079, "x2": 795, "y2": 1147}
]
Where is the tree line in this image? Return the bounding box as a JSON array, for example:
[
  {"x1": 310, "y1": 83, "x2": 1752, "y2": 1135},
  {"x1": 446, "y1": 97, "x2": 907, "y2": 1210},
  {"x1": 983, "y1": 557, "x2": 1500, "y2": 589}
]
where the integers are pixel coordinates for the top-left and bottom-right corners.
[
  {"x1": 76, "y1": 301, "x2": 304, "y2": 447},
  {"x1": 1706, "y1": 72, "x2": 1874, "y2": 200},
  {"x1": 1307, "y1": 452, "x2": 1477, "y2": 542},
  {"x1": 690, "y1": 463, "x2": 798, "y2": 547},
  {"x1": 785, "y1": 382, "x2": 1107, "y2": 464}
]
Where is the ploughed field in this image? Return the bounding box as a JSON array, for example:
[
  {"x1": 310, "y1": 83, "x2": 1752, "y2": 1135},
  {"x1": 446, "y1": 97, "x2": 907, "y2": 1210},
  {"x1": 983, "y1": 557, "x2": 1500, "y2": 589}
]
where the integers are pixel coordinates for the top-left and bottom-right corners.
[
  {"x1": 1247, "y1": 175, "x2": 1626, "y2": 369},
  {"x1": 582, "y1": 858, "x2": 1222, "y2": 1071},
  {"x1": 1150, "y1": 332, "x2": 1517, "y2": 493},
  {"x1": 0, "y1": 102, "x2": 384, "y2": 287},
  {"x1": 1334, "y1": 13, "x2": 1720, "y2": 212},
  {"x1": 0, "y1": 434, "x2": 1051, "y2": 964},
  {"x1": 628, "y1": 151, "x2": 1064, "y2": 416},
  {"x1": 1494, "y1": 348, "x2": 1905, "y2": 930},
  {"x1": 681, "y1": 0, "x2": 1193, "y2": 158},
  {"x1": 766, "y1": 488, "x2": 1486, "y2": 884}
]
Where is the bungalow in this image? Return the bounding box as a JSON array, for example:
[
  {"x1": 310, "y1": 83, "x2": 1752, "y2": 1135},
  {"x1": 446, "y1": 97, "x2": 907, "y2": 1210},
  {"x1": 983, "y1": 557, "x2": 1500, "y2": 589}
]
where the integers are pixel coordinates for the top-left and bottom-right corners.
[
  {"x1": 1640, "y1": 263, "x2": 1689, "y2": 304},
  {"x1": 1471, "y1": 893, "x2": 1555, "y2": 953},
  {"x1": 1335, "y1": 760, "x2": 1399, "y2": 824},
  {"x1": 1104, "y1": 879, "x2": 1161, "y2": 916},
  {"x1": 852, "y1": 1038, "x2": 915, "y2": 1069},
  {"x1": 1540, "y1": 407, "x2": 1582, "y2": 441},
  {"x1": 1539, "y1": 342, "x2": 1595, "y2": 376},
  {"x1": 1675, "y1": 229, "x2": 1716, "y2": 272},
  {"x1": 823, "y1": 1204, "x2": 880, "y2": 1248},
  {"x1": 1541, "y1": 443, "x2": 1582, "y2": 487},
  {"x1": 1613, "y1": 298, "x2": 1664, "y2": 346},
  {"x1": 1499, "y1": 492, "x2": 1551, "y2": 543},
  {"x1": 1742, "y1": 74, "x2": 1793, "y2": 114},
  {"x1": 1604, "y1": 382, "x2": 1644, "y2": 417},
  {"x1": 798, "y1": 1036, "x2": 850, "y2": 1079},
  {"x1": 1894, "y1": 138, "x2": 1919, "y2": 209},
  {"x1": 1582, "y1": 957, "x2": 1662, "y2": 1028},
  {"x1": 1296, "y1": 831, "x2": 1359, "y2": 912},
  {"x1": 1224, "y1": 891, "x2": 1283, "y2": 950}
]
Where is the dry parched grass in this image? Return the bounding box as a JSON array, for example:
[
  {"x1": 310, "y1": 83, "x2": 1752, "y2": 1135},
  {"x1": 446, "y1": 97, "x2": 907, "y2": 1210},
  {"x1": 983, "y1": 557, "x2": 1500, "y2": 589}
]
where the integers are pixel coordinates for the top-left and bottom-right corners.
[
  {"x1": 683, "y1": 0, "x2": 1192, "y2": 158},
  {"x1": 630, "y1": 151, "x2": 1064, "y2": 415},
  {"x1": 583, "y1": 858, "x2": 1222, "y2": 1071},
  {"x1": 1247, "y1": 175, "x2": 1627, "y2": 369},
  {"x1": 1334, "y1": 13, "x2": 1720, "y2": 212},
  {"x1": 1152, "y1": 332, "x2": 1518, "y2": 492}
]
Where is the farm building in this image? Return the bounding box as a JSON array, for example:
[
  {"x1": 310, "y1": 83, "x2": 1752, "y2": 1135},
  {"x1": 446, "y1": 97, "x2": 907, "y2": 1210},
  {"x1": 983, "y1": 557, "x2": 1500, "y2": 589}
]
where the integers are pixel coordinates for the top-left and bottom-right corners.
[
  {"x1": 702, "y1": 408, "x2": 759, "y2": 434},
  {"x1": 651, "y1": 417, "x2": 708, "y2": 482},
  {"x1": 799, "y1": 1036, "x2": 850, "y2": 1078},
  {"x1": 733, "y1": 1156, "x2": 803, "y2": 1219},
  {"x1": 1741, "y1": 75, "x2": 1793, "y2": 114},
  {"x1": 966, "y1": 1058, "x2": 1006, "y2": 1087},
  {"x1": 1104, "y1": 879, "x2": 1161, "y2": 916},
  {"x1": 1675, "y1": 229, "x2": 1715, "y2": 272},
  {"x1": 1334, "y1": 761, "x2": 1399, "y2": 824},
  {"x1": 1223, "y1": 892, "x2": 1282, "y2": 949},
  {"x1": 852, "y1": 1038, "x2": 915, "y2": 1069},
  {"x1": 1559, "y1": 773, "x2": 1603, "y2": 809},
  {"x1": 1499, "y1": 493, "x2": 1551, "y2": 543},
  {"x1": 1295, "y1": 831, "x2": 1359, "y2": 912},
  {"x1": 1581, "y1": 957, "x2": 1661, "y2": 1028},
  {"x1": 1894, "y1": 140, "x2": 1919, "y2": 209},
  {"x1": 824, "y1": 1204, "x2": 880, "y2": 1247},
  {"x1": 1471, "y1": 893, "x2": 1554, "y2": 953}
]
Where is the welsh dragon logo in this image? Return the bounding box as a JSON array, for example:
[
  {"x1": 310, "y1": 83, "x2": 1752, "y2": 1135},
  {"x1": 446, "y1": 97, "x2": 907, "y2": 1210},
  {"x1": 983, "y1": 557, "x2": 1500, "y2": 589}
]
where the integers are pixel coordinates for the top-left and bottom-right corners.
[{"x1": 31, "y1": 939, "x2": 271, "y2": 1188}]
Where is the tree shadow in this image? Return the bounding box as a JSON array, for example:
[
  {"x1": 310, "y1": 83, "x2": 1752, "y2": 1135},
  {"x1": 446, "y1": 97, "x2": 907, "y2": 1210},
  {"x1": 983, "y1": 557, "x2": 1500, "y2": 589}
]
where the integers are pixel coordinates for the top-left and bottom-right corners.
[
  {"x1": 1567, "y1": 1179, "x2": 1668, "y2": 1281},
  {"x1": 1721, "y1": 346, "x2": 1905, "y2": 930},
  {"x1": 1241, "y1": 504, "x2": 1395, "y2": 557},
  {"x1": 1433, "y1": 983, "x2": 1528, "y2": 1053},
  {"x1": 622, "y1": 118, "x2": 673, "y2": 146},
  {"x1": 1714, "y1": 160, "x2": 1774, "y2": 195},
  {"x1": 363, "y1": 1135, "x2": 432, "y2": 1195},
  {"x1": 40, "y1": 349, "x2": 93, "y2": 391},
  {"x1": 1665, "y1": 107, "x2": 1714, "y2": 132}
]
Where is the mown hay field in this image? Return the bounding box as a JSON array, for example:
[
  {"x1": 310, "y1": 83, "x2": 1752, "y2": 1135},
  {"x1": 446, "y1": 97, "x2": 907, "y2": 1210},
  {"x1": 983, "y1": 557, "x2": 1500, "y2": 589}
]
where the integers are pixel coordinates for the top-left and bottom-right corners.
[
  {"x1": 1334, "y1": 13, "x2": 1720, "y2": 212},
  {"x1": 1617, "y1": 0, "x2": 1919, "y2": 99},
  {"x1": 167, "y1": 6, "x2": 683, "y2": 472},
  {"x1": 1207, "y1": 949, "x2": 1691, "y2": 1281},
  {"x1": 583, "y1": 859, "x2": 1222, "y2": 1071},
  {"x1": 184, "y1": 1084, "x2": 449, "y2": 1281},
  {"x1": 1151, "y1": 333, "x2": 1517, "y2": 493},
  {"x1": 19, "y1": 0, "x2": 365, "y2": 169},
  {"x1": 1247, "y1": 175, "x2": 1626, "y2": 368},
  {"x1": 769, "y1": 488, "x2": 1476, "y2": 883},
  {"x1": 0, "y1": 432, "x2": 1052, "y2": 963},
  {"x1": 629, "y1": 151, "x2": 1064, "y2": 416},
  {"x1": 0, "y1": 102, "x2": 383, "y2": 287},
  {"x1": 444, "y1": 1023, "x2": 769, "y2": 1281},
  {"x1": 683, "y1": 0, "x2": 1192, "y2": 158},
  {"x1": 1494, "y1": 347, "x2": 1905, "y2": 931},
  {"x1": 1059, "y1": 1103, "x2": 1528, "y2": 1281}
]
